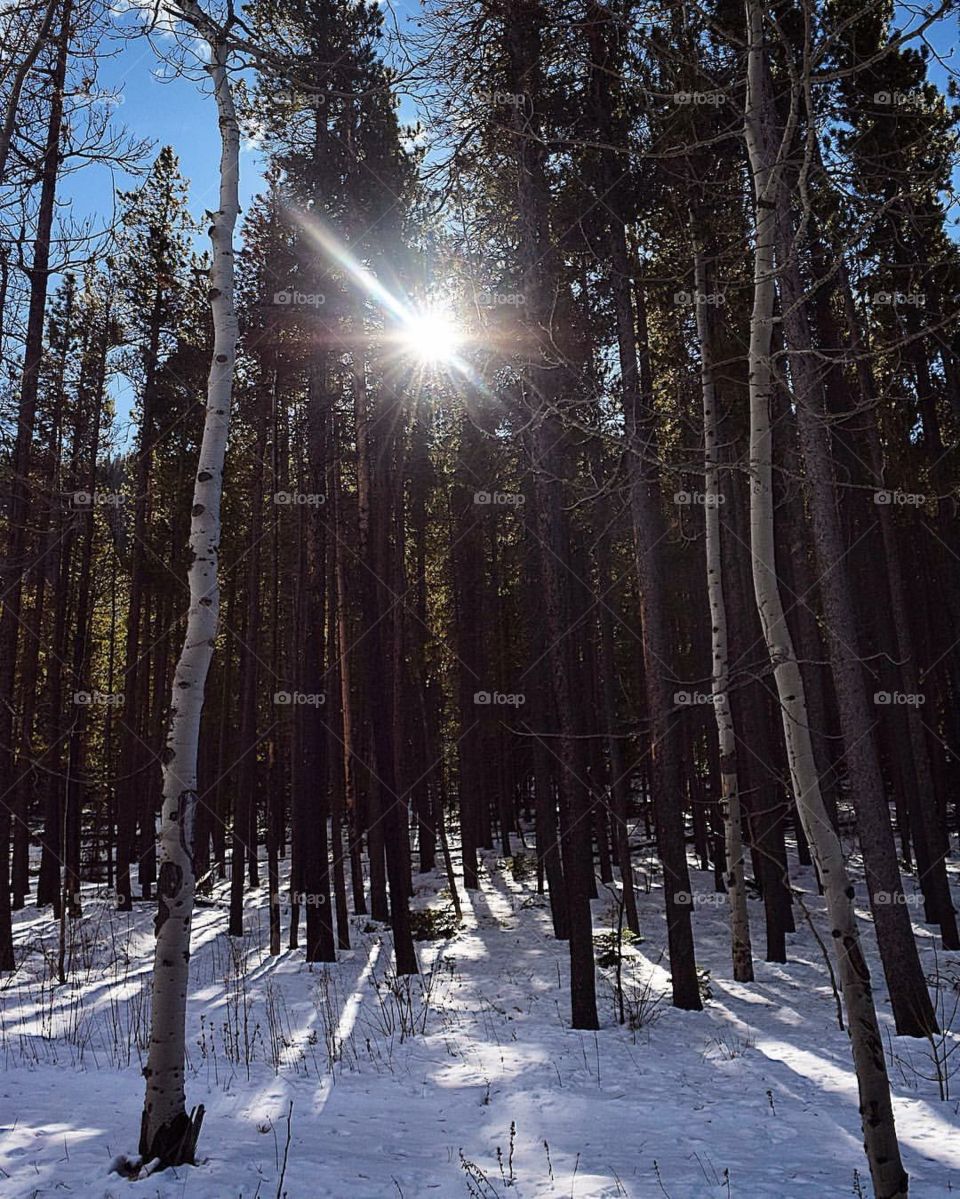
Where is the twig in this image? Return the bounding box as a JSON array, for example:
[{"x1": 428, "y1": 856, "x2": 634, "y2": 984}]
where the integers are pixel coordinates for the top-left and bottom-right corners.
[{"x1": 275, "y1": 1101, "x2": 293, "y2": 1199}]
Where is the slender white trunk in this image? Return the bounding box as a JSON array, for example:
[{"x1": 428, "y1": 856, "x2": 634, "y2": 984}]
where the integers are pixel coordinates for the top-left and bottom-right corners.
[
  {"x1": 692, "y1": 245, "x2": 752, "y2": 984},
  {"x1": 138, "y1": 17, "x2": 239, "y2": 1170},
  {"x1": 744, "y1": 4, "x2": 906, "y2": 1196}
]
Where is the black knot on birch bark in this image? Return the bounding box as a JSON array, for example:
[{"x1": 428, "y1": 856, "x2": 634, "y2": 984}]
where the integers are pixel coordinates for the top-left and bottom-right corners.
[
  {"x1": 192, "y1": 504, "x2": 205, "y2": 516},
  {"x1": 159, "y1": 862, "x2": 183, "y2": 898},
  {"x1": 216, "y1": 353, "x2": 228, "y2": 363},
  {"x1": 197, "y1": 470, "x2": 213, "y2": 482},
  {"x1": 199, "y1": 596, "x2": 213, "y2": 606},
  {"x1": 161, "y1": 746, "x2": 176, "y2": 765},
  {"x1": 845, "y1": 886, "x2": 855, "y2": 899},
  {"x1": 208, "y1": 288, "x2": 221, "y2": 300}
]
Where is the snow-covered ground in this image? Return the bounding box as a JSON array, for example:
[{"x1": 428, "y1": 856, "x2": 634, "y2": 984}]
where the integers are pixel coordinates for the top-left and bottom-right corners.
[{"x1": 1, "y1": 840, "x2": 958, "y2": 1198}]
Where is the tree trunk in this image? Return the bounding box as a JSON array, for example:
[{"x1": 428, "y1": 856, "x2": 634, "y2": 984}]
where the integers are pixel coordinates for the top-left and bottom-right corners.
[
  {"x1": 138, "y1": 19, "x2": 238, "y2": 1168},
  {"x1": 0, "y1": 0, "x2": 72, "y2": 968},
  {"x1": 772, "y1": 170, "x2": 938, "y2": 1037},
  {"x1": 693, "y1": 243, "x2": 752, "y2": 983},
  {"x1": 501, "y1": 0, "x2": 598, "y2": 1028},
  {"x1": 834, "y1": 254, "x2": 959, "y2": 952},
  {"x1": 744, "y1": 8, "x2": 907, "y2": 1191},
  {"x1": 623, "y1": 273, "x2": 702, "y2": 1011},
  {"x1": 229, "y1": 377, "x2": 269, "y2": 937},
  {"x1": 332, "y1": 440, "x2": 366, "y2": 915},
  {"x1": 0, "y1": 0, "x2": 58, "y2": 188}
]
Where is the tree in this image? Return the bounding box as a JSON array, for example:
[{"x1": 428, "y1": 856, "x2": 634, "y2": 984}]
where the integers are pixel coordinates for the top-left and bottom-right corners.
[
  {"x1": 114, "y1": 146, "x2": 196, "y2": 911},
  {"x1": 0, "y1": 0, "x2": 74, "y2": 971},
  {"x1": 136, "y1": 0, "x2": 239, "y2": 1170},
  {"x1": 743, "y1": 1, "x2": 906, "y2": 1190},
  {"x1": 693, "y1": 239, "x2": 753, "y2": 983}
]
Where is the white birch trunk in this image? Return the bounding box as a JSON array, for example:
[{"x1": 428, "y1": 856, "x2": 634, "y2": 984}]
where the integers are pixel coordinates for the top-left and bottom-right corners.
[
  {"x1": 138, "y1": 15, "x2": 239, "y2": 1169},
  {"x1": 692, "y1": 245, "x2": 752, "y2": 984},
  {"x1": 743, "y1": 4, "x2": 906, "y2": 1195}
]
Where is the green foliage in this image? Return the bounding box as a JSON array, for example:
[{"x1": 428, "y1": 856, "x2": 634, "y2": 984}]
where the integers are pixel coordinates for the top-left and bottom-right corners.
[
  {"x1": 408, "y1": 906, "x2": 460, "y2": 942},
  {"x1": 506, "y1": 853, "x2": 535, "y2": 883},
  {"x1": 593, "y1": 927, "x2": 643, "y2": 968}
]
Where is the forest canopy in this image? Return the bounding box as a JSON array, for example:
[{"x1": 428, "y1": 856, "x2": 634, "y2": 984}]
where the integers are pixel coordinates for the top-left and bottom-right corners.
[{"x1": 1, "y1": 0, "x2": 960, "y2": 1195}]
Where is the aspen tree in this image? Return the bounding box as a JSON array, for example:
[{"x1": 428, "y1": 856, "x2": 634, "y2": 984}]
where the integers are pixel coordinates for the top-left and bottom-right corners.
[
  {"x1": 744, "y1": 2, "x2": 906, "y2": 1192},
  {"x1": 136, "y1": 0, "x2": 239, "y2": 1169}
]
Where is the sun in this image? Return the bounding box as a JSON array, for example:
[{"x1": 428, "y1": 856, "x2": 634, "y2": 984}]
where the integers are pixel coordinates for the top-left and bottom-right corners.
[{"x1": 397, "y1": 306, "x2": 463, "y2": 365}]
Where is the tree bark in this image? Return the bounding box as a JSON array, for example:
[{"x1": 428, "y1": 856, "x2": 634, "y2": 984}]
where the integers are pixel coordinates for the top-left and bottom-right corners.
[
  {"x1": 138, "y1": 16, "x2": 238, "y2": 1167},
  {"x1": 623, "y1": 274, "x2": 702, "y2": 1011},
  {"x1": 772, "y1": 169, "x2": 938, "y2": 1037},
  {"x1": 0, "y1": 0, "x2": 72, "y2": 969},
  {"x1": 693, "y1": 243, "x2": 753, "y2": 983},
  {"x1": 744, "y1": 7, "x2": 907, "y2": 1191}
]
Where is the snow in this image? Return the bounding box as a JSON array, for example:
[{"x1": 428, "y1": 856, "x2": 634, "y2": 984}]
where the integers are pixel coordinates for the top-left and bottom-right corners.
[{"x1": 1, "y1": 842, "x2": 958, "y2": 1198}]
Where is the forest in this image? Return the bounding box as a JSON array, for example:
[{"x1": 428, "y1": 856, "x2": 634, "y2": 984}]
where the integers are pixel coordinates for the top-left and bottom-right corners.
[{"x1": 1, "y1": 0, "x2": 959, "y2": 1194}]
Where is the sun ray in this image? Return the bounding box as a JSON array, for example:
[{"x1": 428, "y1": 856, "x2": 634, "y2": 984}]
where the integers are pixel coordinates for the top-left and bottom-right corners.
[
  {"x1": 288, "y1": 210, "x2": 478, "y2": 379},
  {"x1": 393, "y1": 304, "x2": 463, "y2": 365}
]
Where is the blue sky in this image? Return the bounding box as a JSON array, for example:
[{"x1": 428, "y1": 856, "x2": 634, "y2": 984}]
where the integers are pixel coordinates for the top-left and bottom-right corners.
[
  {"x1": 69, "y1": 5, "x2": 960, "y2": 243},
  {"x1": 70, "y1": 4, "x2": 425, "y2": 227},
  {"x1": 62, "y1": 2, "x2": 959, "y2": 436},
  {"x1": 70, "y1": 4, "x2": 427, "y2": 435},
  {"x1": 72, "y1": 17, "x2": 261, "y2": 225}
]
